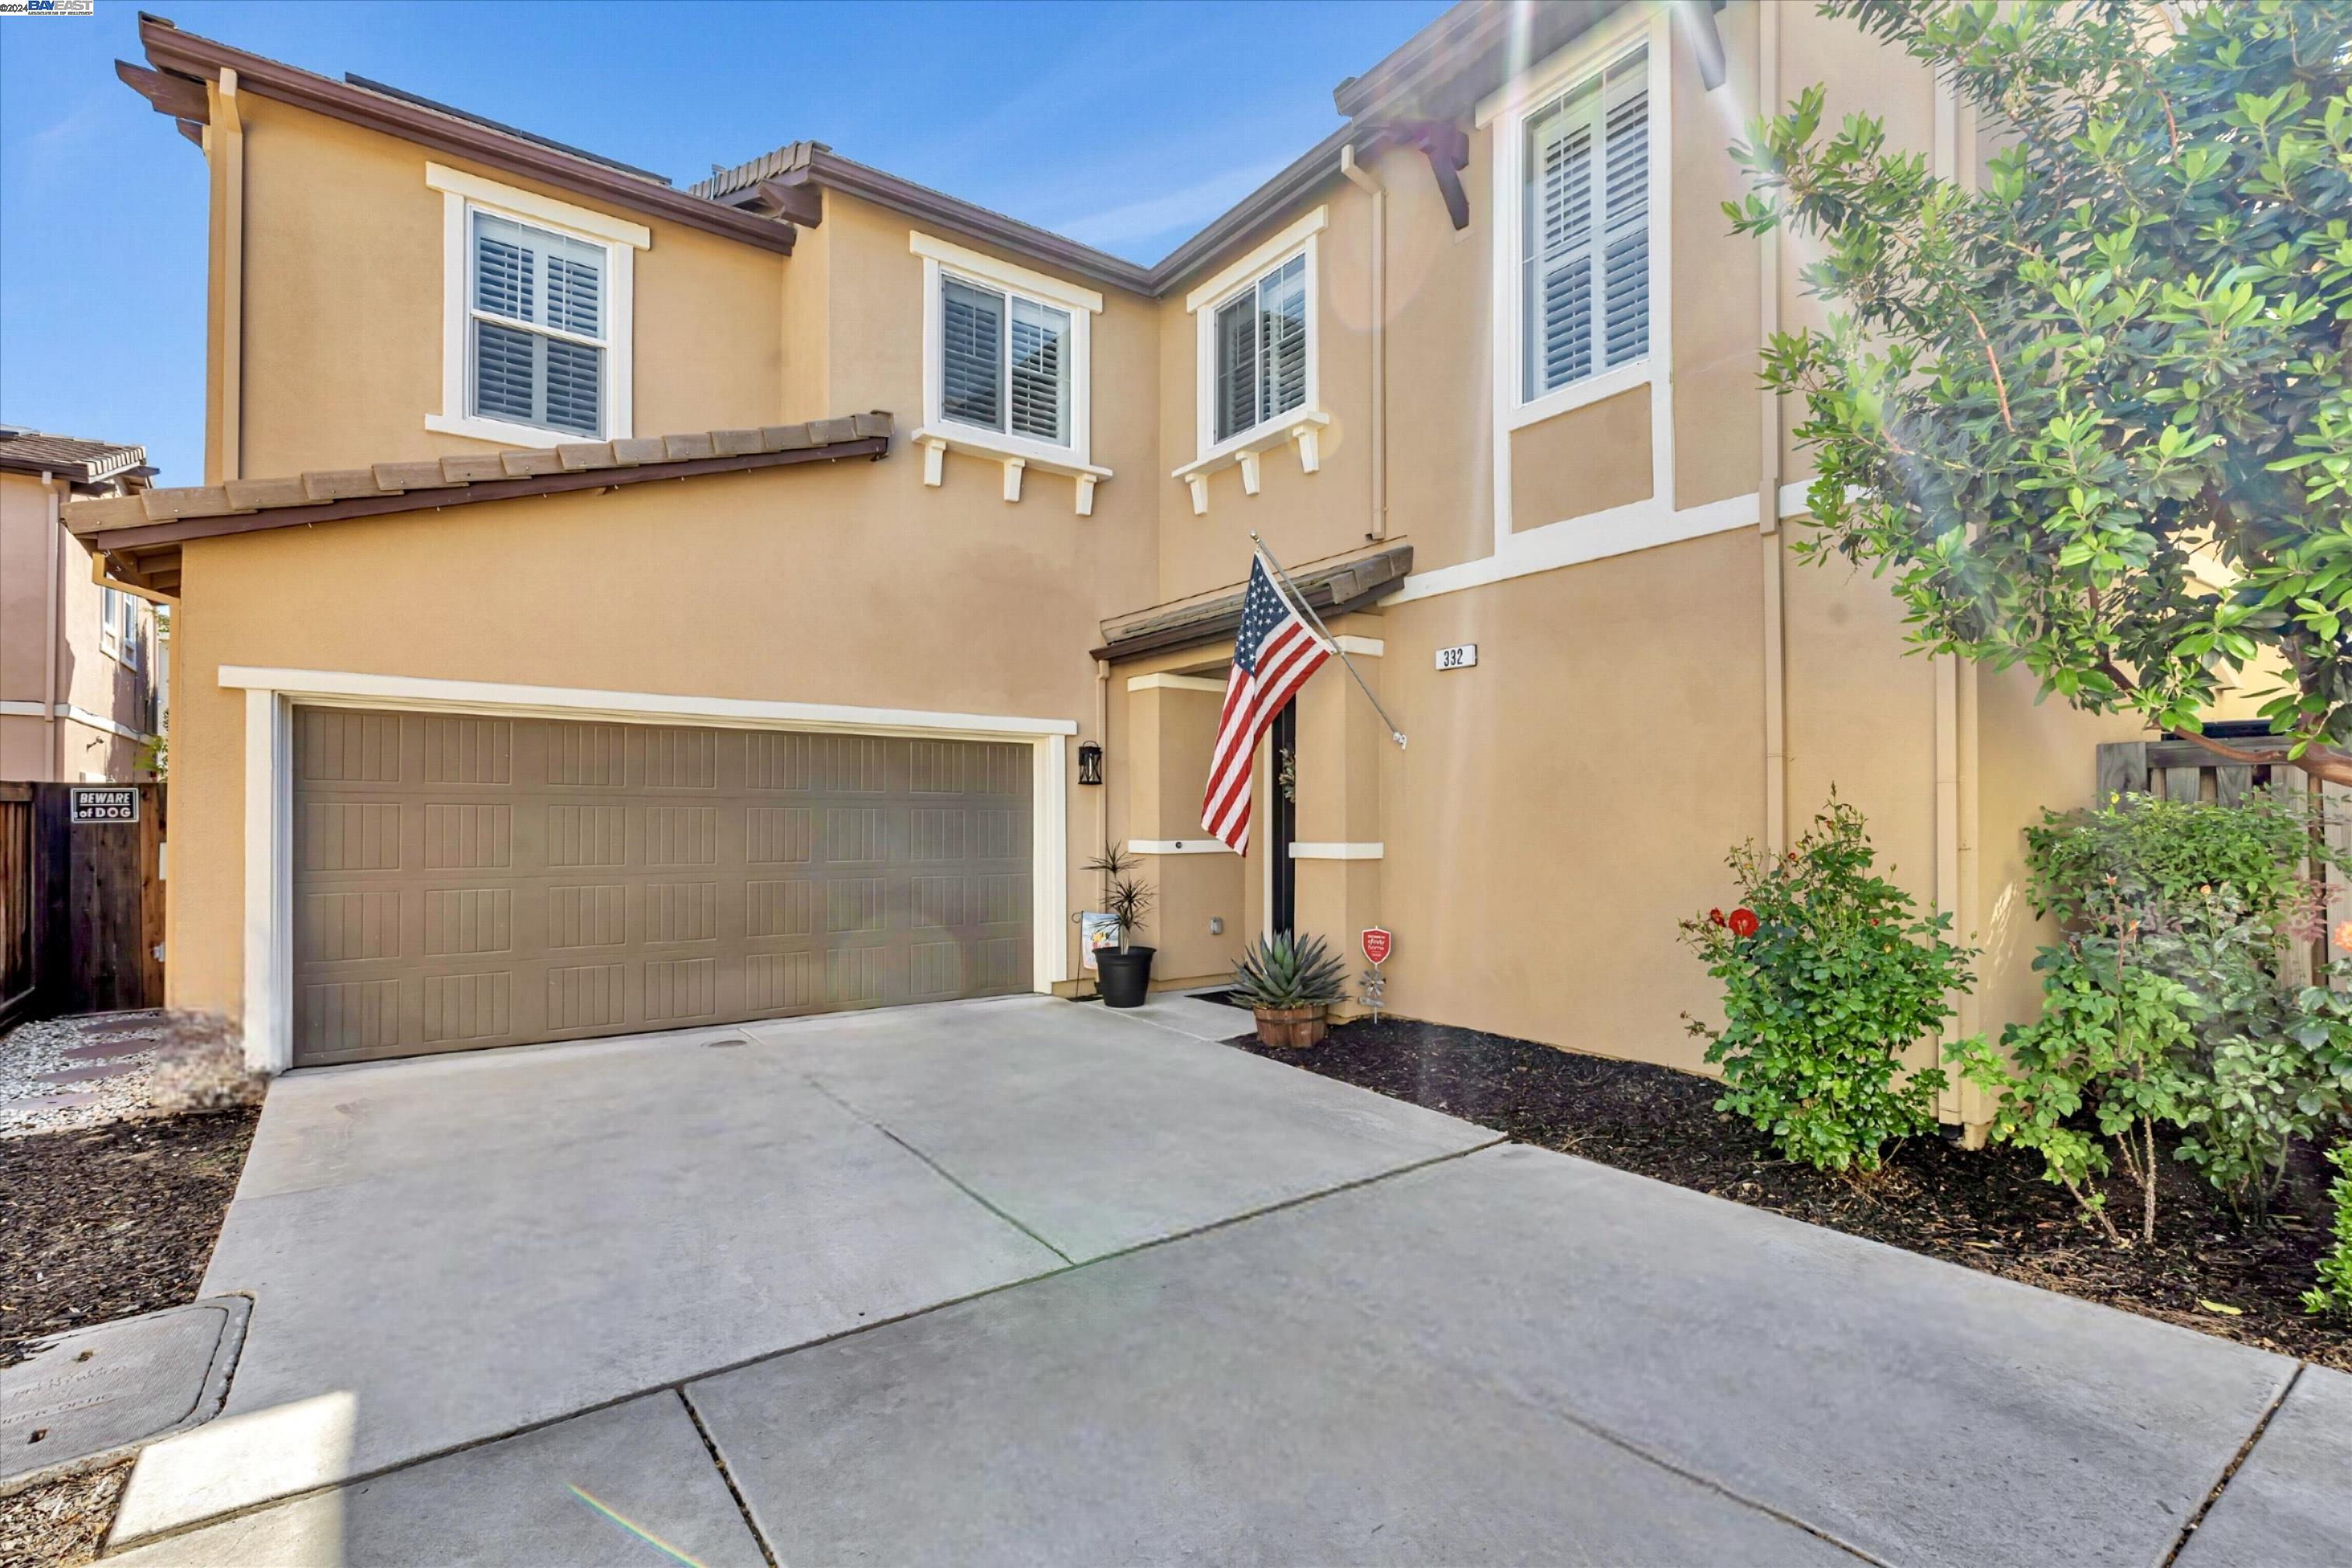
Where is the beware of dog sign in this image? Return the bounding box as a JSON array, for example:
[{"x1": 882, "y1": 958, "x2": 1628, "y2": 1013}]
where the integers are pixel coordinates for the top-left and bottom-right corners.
[{"x1": 69, "y1": 786, "x2": 138, "y2": 825}]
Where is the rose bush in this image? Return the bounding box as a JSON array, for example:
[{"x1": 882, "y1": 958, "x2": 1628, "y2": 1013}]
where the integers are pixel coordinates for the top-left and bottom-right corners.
[{"x1": 1682, "y1": 796, "x2": 1973, "y2": 1174}]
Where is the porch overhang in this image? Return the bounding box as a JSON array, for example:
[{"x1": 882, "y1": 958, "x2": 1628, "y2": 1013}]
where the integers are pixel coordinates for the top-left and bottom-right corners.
[{"x1": 1092, "y1": 543, "x2": 1412, "y2": 663}]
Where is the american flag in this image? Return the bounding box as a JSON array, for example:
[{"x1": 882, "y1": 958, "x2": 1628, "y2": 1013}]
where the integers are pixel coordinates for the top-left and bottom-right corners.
[{"x1": 1201, "y1": 555, "x2": 1330, "y2": 854}]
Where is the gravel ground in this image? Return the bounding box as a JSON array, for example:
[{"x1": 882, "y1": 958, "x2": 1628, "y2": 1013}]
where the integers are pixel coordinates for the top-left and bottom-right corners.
[
  {"x1": 1234, "y1": 1015, "x2": 2352, "y2": 1371},
  {"x1": 0, "y1": 1015, "x2": 173, "y2": 1140}
]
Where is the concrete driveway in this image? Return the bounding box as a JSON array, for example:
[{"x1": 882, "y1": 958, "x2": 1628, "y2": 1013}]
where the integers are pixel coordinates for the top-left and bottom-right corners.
[{"x1": 108, "y1": 994, "x2": 2344, "y2": 1566}]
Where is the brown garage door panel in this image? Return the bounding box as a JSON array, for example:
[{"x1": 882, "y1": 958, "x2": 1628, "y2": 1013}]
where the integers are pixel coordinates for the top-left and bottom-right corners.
[{"x1": 291, "y1": 708, "x2": 1033, "y2": 1066}]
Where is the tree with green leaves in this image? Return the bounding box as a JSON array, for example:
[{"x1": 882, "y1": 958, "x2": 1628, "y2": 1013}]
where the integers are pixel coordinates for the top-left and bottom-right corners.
[{"x1": 1731, "y1": 1, "x2": 2352, "y2": 779}]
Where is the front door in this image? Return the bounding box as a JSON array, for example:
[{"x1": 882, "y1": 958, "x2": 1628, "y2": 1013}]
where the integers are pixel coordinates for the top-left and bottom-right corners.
[{"x1": 1270, "y1": 701, "x2": 1297, "y2": 936}]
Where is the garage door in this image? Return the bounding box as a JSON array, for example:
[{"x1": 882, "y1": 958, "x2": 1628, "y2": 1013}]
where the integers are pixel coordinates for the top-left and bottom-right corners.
[{"x1": 290, "y1": 706, "x2": 1034, "y2": 1066}]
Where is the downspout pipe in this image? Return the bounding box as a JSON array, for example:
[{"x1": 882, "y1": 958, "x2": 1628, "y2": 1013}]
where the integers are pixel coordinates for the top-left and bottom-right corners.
[
  {"x1": 41, "y1": 471, "x2": 61, "y2": 779},
  {"x1": 1339, "y1": 145, "x2": 1387, "y2": 541},
  {"x1": 1756, "y1": 5, "x2": 1787, "y2": 857}
]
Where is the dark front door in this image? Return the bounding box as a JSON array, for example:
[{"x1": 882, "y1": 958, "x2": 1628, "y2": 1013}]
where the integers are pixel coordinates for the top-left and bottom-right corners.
[{"x1": 1270, "y1": 701, "x2": 1297, "y2": 936}]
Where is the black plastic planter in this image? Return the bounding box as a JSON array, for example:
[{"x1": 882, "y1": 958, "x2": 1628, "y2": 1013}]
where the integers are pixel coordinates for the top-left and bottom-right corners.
[{"x1": 1094, "y1": 946, "x2": 1157, "y2": 1008}]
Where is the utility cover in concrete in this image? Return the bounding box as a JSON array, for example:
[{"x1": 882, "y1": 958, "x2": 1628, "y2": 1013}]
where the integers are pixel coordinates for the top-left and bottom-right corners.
[
  {"x1": 2177, "y1": 1364, "x2": 2352, "y2": 1568},
  {"x1": 1, "y1": 1297, "x2": 247, "y2": 1493}
]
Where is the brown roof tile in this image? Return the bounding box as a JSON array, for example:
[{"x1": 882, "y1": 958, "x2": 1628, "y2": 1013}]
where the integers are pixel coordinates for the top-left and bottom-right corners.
[
  {"x1": 58, "y1": 415, "x2": 897, "y2": 579},
  {"x1": 0, "y1": 428, "x2": 149, "y2": 485}
]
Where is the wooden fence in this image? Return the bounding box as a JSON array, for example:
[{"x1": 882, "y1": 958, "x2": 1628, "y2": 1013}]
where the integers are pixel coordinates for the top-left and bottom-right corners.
[{"x1": 0, "y1": 782, "x2": 166, "y2": 1029}]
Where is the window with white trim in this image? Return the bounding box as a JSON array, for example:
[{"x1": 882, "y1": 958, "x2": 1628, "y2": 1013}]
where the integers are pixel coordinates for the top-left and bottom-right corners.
[
  {"x1": 425, "y1": 163, "x2": 643, "y2": 449},
  {"x1": 940, "y1": 273, "x2": 1073, "y2": 447},
  {"x1": 1521, "y1": 44, "x2": 1650, "y2": 401},
  {"x1": 98, "y1": 586, "x2": 123, "y2": 661},
  {"x1": 1209, "y1": 252, "x2": 1308, "y2": 445},
  {"x1": 467, "y1": 211, "x2": 609, "y2": 437}
]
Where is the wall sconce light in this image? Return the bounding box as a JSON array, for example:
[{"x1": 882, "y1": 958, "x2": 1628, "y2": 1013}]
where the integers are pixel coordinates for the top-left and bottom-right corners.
[{"x1": 1077, "y1": 742, "x2": 1104, "y2": 786}]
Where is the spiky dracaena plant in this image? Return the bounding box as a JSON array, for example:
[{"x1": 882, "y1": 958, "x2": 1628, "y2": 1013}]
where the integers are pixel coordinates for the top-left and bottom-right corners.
[
  {"x1": 1230, "y1": 933, "x2": 1349, "y2": 1010},
  {"x1": 1084, "y1": 844, "x2": 1153, "y2": 954}
]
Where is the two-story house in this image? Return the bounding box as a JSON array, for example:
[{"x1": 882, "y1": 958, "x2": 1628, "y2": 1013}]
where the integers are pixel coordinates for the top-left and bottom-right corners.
[
  {"x1": 2, "y1": 427, "x2": 164, "y2": 781},
  {"x1": 71, "y1": 3, "x2": 2171, "y2": 1129}
]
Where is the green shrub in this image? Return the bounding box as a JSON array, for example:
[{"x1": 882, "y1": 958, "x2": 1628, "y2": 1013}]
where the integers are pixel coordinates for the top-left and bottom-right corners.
[
  {"x1": 1681, "y1": 796, "x2": 1971, "y2": 1174},
  {"x1": 1952, "y1": 925, "x2": 2200, "y2": 1244},
  {"x1": 2022, "y1": 792, "x2": 2316, "y2": 937},
  {"x1": 2007, "y1": 794, "x2": 2352, "y2": 1223},
  {"x1": 2303, "y1": 1146, "x2": 2352, "y2": 1319}
]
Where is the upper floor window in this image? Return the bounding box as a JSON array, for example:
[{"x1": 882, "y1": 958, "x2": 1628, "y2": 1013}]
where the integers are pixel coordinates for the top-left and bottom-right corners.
[
  {"x1": 940, "y1": 275, "x2": 1073, "y2": 446},
  {"x1": 469, "y1": 212, "x2": 609, "y2": 437},
  {"x1": 1521, "y1": 45, "x2": 1650, "y2": 401},
  {"x1": 425, "y1": 164, "x2": 646, "y2": 449},
  {"x1": 912, "y1": 230, "x2": 1101, "y2": 483},
  {"x1": 1209, "y1": 251, "x2": 1307, "y2": 445}
]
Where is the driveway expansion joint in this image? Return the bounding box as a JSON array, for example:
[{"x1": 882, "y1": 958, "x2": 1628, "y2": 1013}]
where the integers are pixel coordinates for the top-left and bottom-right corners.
[
  {"x1": 679, "y1": 1388, "x2": 778, "y2": 1568},
  {"x1": 800, "y1": 1071, "x2": 1077, "y2": 1265},
  {"x1": 2160, "y1": 1360, "x2": 2305, "y2": 1568}
]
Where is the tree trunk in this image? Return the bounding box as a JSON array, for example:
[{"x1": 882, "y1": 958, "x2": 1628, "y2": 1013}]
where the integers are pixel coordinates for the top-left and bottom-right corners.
[{"x1": 2178, "y1": 729, "x2": 2352, "y2": 787}]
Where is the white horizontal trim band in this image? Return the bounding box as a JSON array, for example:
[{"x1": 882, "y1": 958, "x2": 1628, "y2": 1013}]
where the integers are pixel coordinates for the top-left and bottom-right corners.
[
  {"x1": 1289, "y1": 842, "x2": 1383, "y2": 860},
  {"x1": 0, "y1": 700, "x2": 153, "y2": 742},
  {"x1": 1125, "y1": 674, "x2": 1227, "y2": 694},
  {"x1": 1130, "y1": 838, "x2": 1237, "y2": 855},
  {"x1": 1385, "y1": 494, "x2": 1756, "y2": 605},
  {"x1": 215, "y1": 667, "x2": 1079, "y2": 738},
  {"x1": 425, "y1": 163, "x2": 651, "y2": 248},
  {"x1": 1334, "y1": 636, "x2": 1384, "y2": 657}
]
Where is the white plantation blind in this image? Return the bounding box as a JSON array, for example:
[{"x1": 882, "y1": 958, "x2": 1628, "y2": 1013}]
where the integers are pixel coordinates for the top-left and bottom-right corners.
[
  {"x1": 1524, "y1": 47, "x2": 1649, "y2": 401},
  {"x1": 940, "y1": 275, "x2": 1071, "y2": 446},
  {"x1": 1213, "y1": 251, "x2": 1310, "y2": 444},
  {"x1": 468, "y1": 212, "x2": 608, "y2": 436}
]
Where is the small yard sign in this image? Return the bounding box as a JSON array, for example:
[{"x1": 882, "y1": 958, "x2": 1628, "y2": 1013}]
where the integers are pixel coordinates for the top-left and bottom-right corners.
[
  {"x1": 1080, "y1": 912, "x2": 1120, "y2": 970},
  {"x1": 69, "y1": 786, "x2": 138, "y2": 825},
  {"x1": 1434, "y1": 642, "x2": 1477, "y2": 671},
  {"x1": 1361, "y1": 927, "x2": 1391, "y2": 966}
]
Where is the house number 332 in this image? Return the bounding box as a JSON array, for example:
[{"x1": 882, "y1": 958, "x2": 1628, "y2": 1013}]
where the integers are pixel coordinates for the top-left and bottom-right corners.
[{"x1": 1434, "y1": 643, "x2": 1478, "y2": 671}]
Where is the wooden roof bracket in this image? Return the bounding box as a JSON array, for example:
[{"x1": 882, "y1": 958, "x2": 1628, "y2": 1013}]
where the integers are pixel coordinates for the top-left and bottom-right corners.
[
  {"x1": 1402, "y1": 119, "x2": 1470, "y2": 231},
  {"x1": 117, "y1": 58, "x2": 209, "y2": 149}
]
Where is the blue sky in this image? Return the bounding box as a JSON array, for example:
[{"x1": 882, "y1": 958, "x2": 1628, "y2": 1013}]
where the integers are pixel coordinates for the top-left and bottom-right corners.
[{"x1": 1, "y1": 0, "x2": 1447, "y2": 485}]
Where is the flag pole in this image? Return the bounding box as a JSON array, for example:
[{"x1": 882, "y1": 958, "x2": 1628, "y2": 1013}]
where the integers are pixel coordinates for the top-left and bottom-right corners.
[{"x1": 1250, "y1": 532, "x2": 1406, "y2": 750}]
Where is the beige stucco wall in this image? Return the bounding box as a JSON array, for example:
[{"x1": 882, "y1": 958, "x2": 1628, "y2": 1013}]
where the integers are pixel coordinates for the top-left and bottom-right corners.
[
  {"x1": 227, "y1": 95, "x2": 789, "y2": 479},
  {"x1": 2, "y1": 471, "x2": 157, "y2": 782}
]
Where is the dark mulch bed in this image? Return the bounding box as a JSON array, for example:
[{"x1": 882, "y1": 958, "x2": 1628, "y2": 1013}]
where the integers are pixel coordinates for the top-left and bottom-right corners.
[
  {"x1": 1, "y1": 1109, "x2": 257, "y2": 1367},
  {"x1": 1234, "y1": 1017, "x2": 2352, "y2": 1371},
  {"x1": 1, "y1": 1110, "x2": 254, "y2": 1568}
]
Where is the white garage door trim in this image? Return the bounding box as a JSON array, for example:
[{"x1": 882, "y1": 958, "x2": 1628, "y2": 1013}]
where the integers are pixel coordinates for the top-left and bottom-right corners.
[{"x1": 221, "y1": 666, "x2": 1076, "y2": 1073}]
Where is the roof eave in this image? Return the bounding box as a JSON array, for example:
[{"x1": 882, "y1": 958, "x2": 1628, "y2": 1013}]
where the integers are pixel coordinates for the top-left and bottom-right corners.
[{"x1": 132, "y1": 15, "x2": 797, "y2": 257}]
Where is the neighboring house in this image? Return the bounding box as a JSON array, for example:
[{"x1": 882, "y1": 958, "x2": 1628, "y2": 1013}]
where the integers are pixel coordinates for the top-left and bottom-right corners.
[
  {"x1": 1, "y1": 428, "x2": 163, "y2": 782},
  {"x1": 73, "y1": 4, "x2": 2196, "y2": 1122}
]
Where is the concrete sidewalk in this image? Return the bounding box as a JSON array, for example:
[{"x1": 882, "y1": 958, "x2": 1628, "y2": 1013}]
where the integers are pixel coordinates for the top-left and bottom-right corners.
[{"x1": 104, "y1": 997, "x2": 2347, "y2": 1565}]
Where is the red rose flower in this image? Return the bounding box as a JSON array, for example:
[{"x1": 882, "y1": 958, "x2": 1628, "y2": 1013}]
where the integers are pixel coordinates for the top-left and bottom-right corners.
[
  {"x1": 1708, "y1": 908, "x2": 1727, "y2": 927},
  {"x1": 1727, "y1": 908, "x2": 1759, "y2": 938}
]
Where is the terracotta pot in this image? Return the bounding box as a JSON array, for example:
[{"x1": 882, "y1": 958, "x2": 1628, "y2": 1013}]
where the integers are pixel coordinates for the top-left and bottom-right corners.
[{"x1": 1253, "y1": 1004, "x2": 1327, "y2": 1048}]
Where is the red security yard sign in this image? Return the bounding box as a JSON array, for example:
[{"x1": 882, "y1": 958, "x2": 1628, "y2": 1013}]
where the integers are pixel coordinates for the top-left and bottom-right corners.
[{"x1": 1360, "y1": 927, "x2": 1392, "y2": 966}]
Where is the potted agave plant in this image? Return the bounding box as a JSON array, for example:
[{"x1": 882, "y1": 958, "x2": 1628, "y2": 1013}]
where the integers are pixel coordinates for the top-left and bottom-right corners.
[
  {"x1": 1231, "y1": 932, "x2": 1348, "y2": 1048},
  {"x1": 1086, "y1": 844, "x2": 1156, "y2": 1009}
]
